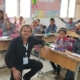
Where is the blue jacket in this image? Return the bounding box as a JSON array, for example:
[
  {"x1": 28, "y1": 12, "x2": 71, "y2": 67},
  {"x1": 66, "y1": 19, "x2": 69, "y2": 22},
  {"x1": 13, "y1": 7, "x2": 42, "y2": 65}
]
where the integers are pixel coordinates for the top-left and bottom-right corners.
[{"x1": 46, "y1": 24, "x2": 57, "y2": 33}]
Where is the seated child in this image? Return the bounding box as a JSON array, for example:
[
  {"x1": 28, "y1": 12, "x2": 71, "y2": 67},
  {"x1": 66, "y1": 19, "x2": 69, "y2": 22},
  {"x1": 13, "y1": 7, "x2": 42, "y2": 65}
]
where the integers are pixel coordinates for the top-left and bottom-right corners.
[
  {"x1": 14, "y1": 16, "x2": 25, "y2": 33},
  {"x1": 31, "y1": 20, "x2": 41, "y2": 55},
  {"x1": 32, "y1": 20, "x2": 41, "y2": 35},
  {"x1": 64, "y1": 38, "x2": 80, "y2": 80},
  {"x1": 46, "y1": 18, "x2": 57, "y2": 33},
  {"x1": 2, "y1": 21, "x2": 14, "y2": 36},
  {"x1": 50, "y1": 28, "x2": 69, "y2": 79},
  {"x1": 75, "y1": 24, "x2": 80, "y2": 35},
  {"x1": 58, "y1": 17, "x2": 80, "y2": 30},
  {"x1": 41, "y1": 25, "x2": 46, "y2": 34}
]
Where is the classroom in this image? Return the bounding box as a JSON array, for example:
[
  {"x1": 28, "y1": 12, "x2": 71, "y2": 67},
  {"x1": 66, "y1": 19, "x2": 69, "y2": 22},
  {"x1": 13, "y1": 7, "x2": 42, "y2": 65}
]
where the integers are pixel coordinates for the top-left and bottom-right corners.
[{"x1": 0, "y1": 0, "x2": 80, "y2": 80}]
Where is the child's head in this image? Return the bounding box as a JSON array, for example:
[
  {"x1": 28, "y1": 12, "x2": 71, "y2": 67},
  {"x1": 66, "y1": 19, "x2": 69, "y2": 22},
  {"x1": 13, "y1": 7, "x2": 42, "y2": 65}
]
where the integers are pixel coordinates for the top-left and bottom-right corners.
[
  {"x1": 58, "y1": 28, "x2": 67, "y2": 38},
  {"x1": 36, "y1": 19, "x2": 40, "y2": 25},
  {"x1": 19, "y1": 16, "x2": 23, "y2": 22},
  {"x1": 32, "y1": 20, "x2": 37, "y2": 27},
  {"x1": 50, "y1": 18, "x2": 55, "y2": 26},
  {"x1": 76, "y1": 24, "x2": 80, "y2": 29},
  {"x1": 0, "y1": 10, "x2": 4, "y2": 19},
  {"x1": 68, "y1": 18, "x2": 73, "y2": 22},
  {"x1": 42, "y1": 25, "x2": 46, "y2": 30},
  {"x1": 6, "y1": 22, "x2": 11, "y2": 30}
]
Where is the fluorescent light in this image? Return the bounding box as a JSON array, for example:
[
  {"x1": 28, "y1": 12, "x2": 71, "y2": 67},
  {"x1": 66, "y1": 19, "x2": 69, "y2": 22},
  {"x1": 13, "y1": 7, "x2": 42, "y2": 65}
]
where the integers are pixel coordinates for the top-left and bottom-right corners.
[
  {"x1": 60, "y1": 0, "x2": 69, "y2": 18},
  {"x1": 68, "y1": 0, "x2": 76, "y2": 18},
  {"x1": 5, "y1": 0, "x2": 17, "y2": 17},
  {"x1": 20, "y1": 0, "x2": 31, "y2": 18}
]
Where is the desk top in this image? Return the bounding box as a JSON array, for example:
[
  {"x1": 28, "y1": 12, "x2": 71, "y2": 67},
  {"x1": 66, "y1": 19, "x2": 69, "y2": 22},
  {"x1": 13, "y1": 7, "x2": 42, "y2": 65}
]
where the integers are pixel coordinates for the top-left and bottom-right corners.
[
  {"x1": 34, "y1": 33, "x2": 57, "y2": 37},
  {"x1": 49, "y1": 47, "x2": 80, "y2": 62},
  {"x1": 67, "y1": 31, "x2": 79, "y2": 38},
  {"x1": 35, "y1": 31, "x2": 79, "y2": 38},
  {"x1": 0, "y1": 38, "x2": 12, "y2": 42}
]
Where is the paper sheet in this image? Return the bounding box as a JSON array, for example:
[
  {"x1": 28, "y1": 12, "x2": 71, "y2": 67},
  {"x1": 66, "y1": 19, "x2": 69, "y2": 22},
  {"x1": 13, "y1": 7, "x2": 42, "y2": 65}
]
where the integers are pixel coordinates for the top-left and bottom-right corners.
[
  {"x1": 0, "y1": 36, "x2": 10, "y2": 40},
  {"x1": 70, "y1": 53, "x2": 80, "y2": 58}
]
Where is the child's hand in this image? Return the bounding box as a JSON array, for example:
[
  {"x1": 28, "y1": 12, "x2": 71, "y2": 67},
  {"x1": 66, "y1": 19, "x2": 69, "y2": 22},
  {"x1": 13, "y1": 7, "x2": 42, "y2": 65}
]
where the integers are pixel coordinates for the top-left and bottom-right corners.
[
  {"x1": 4, "y1": 13, "x2": 8, "y2": 20},
  {"x1": 57, "y1": 45, "x2": 62, "y2": 48},
  {"x1": 14, "y1": 16, "x2": 17, "y2": 22}
]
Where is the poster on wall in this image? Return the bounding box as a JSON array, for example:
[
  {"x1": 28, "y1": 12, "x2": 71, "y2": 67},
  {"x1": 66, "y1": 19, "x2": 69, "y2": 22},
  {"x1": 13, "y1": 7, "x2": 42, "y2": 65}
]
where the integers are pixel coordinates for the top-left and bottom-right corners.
[{"x1": 31, "y1": 0, "x2": 61, "y2": 19}]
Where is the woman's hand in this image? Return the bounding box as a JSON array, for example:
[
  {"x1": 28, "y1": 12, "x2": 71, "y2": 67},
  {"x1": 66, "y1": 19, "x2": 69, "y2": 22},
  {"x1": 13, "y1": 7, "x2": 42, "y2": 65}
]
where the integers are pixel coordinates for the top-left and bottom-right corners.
[
  {"x1": 11, "y1": 67, "x2": 21, "y2": 80},
  {"x1": 44, "y1": 45, "x2": 49, "y2": 53}
]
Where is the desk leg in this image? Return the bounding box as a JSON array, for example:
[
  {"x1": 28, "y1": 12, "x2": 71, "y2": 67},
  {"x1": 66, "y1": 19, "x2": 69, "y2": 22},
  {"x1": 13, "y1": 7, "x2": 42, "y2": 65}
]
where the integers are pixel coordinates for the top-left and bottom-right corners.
[
  {"x1": 37, "y1": 45, "x2": 41, "y2": 77},
  {"x1": 74, "y1": 63, "x2": 80, "y2": 80}
]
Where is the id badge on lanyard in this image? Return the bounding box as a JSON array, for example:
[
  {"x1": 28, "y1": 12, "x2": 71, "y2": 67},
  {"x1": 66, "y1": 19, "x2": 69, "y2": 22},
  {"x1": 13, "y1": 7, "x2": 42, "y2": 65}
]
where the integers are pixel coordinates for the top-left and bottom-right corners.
[{"x1": 23, "y1": 43, "x2": 29, "y2": 65}]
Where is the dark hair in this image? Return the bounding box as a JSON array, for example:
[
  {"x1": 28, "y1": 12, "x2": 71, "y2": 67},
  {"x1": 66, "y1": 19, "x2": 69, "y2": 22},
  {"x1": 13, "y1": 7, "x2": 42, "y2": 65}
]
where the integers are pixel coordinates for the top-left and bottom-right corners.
[
  {"x1": 20, "y1": 24, "x2": 32, "y2": 35},
  {"x1": 0, "y1": 10, "x2": 4, "y2": 20},
  {"x1": 50, "y1": 18, "x2": 55, "y2": 21},
  {"x1": 42, "y1": 25, "x2": 46, "y2": 29},
  {"x1": 58, "y1": 27, "x2": 67, "y2": 34},
  {"x1": 19, "y1": 16, "x2": 23, "y2": 19},
  {"x1": 37, "y1": 19, "x2": 40, "y2": 22}
]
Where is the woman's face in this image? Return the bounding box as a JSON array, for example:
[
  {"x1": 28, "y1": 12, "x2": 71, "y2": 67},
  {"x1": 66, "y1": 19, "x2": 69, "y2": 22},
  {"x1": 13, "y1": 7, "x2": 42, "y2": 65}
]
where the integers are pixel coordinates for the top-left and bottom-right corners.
[
  {"x1": 0, "y1": 12, "x2": 3, "y2": 19},
  {"x1": 6, "y1": 22, "x2": 11, "y2": 30}
]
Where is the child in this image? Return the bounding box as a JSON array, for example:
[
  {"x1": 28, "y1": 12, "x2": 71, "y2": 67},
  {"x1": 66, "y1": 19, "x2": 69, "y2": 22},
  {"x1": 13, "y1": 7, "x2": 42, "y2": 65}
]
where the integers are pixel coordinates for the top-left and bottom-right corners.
[
  {"x1": 75, "y1": 24, "x2": 80, "y2": 35},
  {"x1": 36, "y1": 19, "x2": 40, "y2": 26},
  {"x1": 2, "y1": 21, "x2": 14, "y2": 36},
  {"x1": 14, "y1": 16, "x2": 25, "y2": 33},
  {"x1": 64, "y1": 37, "x2": 80, "y2": 80},
  {"x1": 58, "y1": 17, "x2": 80, "y2": 30},
  {"x1": 46, "y1": 18, "x2": 57, "y2": 33},
  {"x1": 0, "y1": 11, "x2": 9, "y2": 28},
  {"x1": 31, "y1": 20, "x2": 41, "y2": 56},
  {"x1": 50, "y1": 28, "x2": 69, "y2": 79},
  {"x1": 32, "y1": 20, "x2": 41, "y2": 35},
  {"x1": 41, "y1": 25, "x2": 46, "y2": 34}
]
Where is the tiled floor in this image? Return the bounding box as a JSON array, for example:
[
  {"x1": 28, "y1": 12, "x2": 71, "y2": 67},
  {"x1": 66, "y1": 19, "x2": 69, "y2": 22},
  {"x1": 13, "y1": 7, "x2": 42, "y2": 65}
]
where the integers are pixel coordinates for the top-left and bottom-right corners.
[{"x1": 0, "y1": 54, "x2": 80, "y2": 80}]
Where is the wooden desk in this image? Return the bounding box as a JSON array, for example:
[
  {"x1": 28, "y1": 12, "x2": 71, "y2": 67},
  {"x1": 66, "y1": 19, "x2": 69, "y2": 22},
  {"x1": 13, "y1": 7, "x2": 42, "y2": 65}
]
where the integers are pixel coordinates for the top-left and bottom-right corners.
[
  {"x1": 0, "y1": 38, "x2": 12, "y2": 69},
  {"x1": 42, "y1": 35, "x2": 57, "y2": 43},
  {"x1": 40, "y1": 47, "x2": 80, "y2": 80},
  {"x1": 34, "y1": 33, "x2": 58, "y2": 43},
  {"x1": 0, "y1": 38, "x2": 12, "y2": 51},
  {"x1": 67, "y1": 31, "x2": 79, "y2": 38}
]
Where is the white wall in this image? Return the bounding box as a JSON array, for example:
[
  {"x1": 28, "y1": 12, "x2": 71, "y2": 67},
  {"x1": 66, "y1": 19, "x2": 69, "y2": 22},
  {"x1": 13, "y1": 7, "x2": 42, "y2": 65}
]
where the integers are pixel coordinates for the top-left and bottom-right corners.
[
  {"x1": 25, "y1": 3, "x2": 80, "y2": 31},
  {"x1": 25, "y1": 18, "x2": 65, "y2": 31}
]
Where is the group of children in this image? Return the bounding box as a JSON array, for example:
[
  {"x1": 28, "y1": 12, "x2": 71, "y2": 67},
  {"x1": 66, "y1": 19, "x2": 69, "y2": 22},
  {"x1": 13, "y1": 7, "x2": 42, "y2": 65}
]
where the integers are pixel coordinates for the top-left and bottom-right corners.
[
  {"x1": 0, "y1": 10, "x2": 26, "y2": 37},
  {"x1": 0, "y1": 9, "x2": 80, "y2": 80}
]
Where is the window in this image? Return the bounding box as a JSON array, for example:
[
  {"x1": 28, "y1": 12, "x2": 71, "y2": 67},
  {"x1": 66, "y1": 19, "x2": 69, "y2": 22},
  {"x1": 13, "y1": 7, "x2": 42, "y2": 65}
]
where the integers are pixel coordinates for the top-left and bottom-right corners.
[
  {"x1": 68, "y1": 0, "x2": 76, "y2": 18},
  {"x1": 60, "y1": 0, "x2": 76, "y2": 18},
  {"x1": 20, "y1": 0, "x2": 31, "y2": 18},
  {"x1": 60, "y1": 0, "x2": 69, "y2": 18},
  {"x1": 5, "y1": 0, "x2": 18, "y2": 17}
]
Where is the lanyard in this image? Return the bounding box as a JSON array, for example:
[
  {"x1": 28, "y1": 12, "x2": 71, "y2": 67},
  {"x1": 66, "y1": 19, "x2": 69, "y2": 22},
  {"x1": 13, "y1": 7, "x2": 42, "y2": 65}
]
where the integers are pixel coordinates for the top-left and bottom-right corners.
[
  {"x1": 23, "y1": 43, "x2": 28, "y2": 50},
  {"x1": 23, "y1": 43, "x2": 28, "y2": 56}
]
